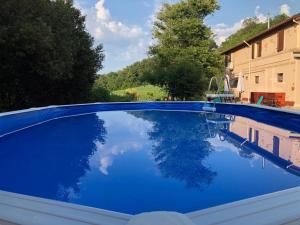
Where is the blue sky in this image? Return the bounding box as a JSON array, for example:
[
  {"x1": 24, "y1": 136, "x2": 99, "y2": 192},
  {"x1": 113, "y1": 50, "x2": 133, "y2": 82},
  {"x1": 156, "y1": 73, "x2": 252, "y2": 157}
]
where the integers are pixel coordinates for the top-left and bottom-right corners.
[{"x1": 74, "y1": 0, "x2": 300, "y2": 74}]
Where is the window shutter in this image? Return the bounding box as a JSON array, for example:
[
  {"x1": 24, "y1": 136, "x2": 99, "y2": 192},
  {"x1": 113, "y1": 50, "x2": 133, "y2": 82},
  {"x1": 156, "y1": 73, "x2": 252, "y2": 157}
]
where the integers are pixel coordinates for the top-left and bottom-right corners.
[
  {"x1": 277, "y1": 30, "x2": 284, "y2": 52},
  {"x1": 252, "y1": 44, "x2": 255, "y2": 59},
  {"x1": 257, "y1": 41, "x2": 262, "y2": 57}
]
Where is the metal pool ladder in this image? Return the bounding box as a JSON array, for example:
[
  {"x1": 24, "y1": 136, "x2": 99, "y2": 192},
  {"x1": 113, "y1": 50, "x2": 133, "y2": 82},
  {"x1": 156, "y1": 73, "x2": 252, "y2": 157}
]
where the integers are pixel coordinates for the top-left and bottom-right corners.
[{"x1": 202, "y1": 75, "x2": 235, "y2": 112}]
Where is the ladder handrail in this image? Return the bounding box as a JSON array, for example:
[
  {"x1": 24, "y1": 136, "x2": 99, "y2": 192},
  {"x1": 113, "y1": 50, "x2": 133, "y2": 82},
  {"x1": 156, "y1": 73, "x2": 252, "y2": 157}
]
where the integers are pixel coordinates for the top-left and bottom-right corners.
[
  {"x1": 207, "y1": 75, "x2": 232, "y2": 94},
  {"x1": 205, "y1": 75, "x2": 235, "y2": 105},
  {"x1": 207, "y1": 76, "x2": 220, "y2": 93}
]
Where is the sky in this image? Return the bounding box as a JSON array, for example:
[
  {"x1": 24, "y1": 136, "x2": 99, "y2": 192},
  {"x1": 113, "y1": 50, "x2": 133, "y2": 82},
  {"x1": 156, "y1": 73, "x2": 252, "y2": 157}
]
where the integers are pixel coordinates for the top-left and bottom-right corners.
[{"x1": 74, "y1": 0, "x2": 300, "y2": 74}]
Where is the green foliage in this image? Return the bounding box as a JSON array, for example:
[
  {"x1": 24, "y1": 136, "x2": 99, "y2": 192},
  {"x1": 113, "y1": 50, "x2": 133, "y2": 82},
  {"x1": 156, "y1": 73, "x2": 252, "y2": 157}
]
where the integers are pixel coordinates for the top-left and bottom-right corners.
[
  {"x1": 149, "y1": 60, "x2": 210, "y2": 100},
  {"x1": 91, "y1": 58, "x2": 161, "y2": 102},
  {"x1": 97, "y1": 58, "x2": 156, "y2": 91},
  {"x1": 149, "y1": 0, "x2": 223, "y2": 100},
  {"x1": 111, "y1": 88, "x2": 139, "y2": 102},
  {"x1": 0, "y1": 0, "x2": 104, "y2": 111},
  {"x1": 91, "y1": 0, "x2": 224, "y2": 102},
  {"x1": 219, "y1": 14, "x2": 289, "y2": 52},
  {"x1": 88, "y1": 84, "x2": 110, "y2": 102},
  {"x1": 111, "y1": 85, "x2": 167, "y2": 102}
]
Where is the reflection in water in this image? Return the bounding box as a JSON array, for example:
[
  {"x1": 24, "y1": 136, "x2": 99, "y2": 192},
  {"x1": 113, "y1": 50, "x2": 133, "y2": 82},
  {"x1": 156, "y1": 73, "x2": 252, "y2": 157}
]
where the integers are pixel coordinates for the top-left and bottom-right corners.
[
  {"x1": 206, "y1": 114, "x2": 256, "y2": 160},
  {"x1": 204, "y1": 113, "x2": 300, "y2": 174},
  {"x1": 223, "y1": 116, "x2": 300, "y2": 172},
  {"x1": 1, "y1": 110, "x2": 300, "y2": 214},
  {"x1": 0, "y1": 114, "x2": 106, "y2": 201},
  {"x1": 131, "y1": 110, "x2": 300, "y2": 184},
  {"x1": 90, "y1": 112, "x2": 153, "y2": 175},
  {"x1": 131, "y1": 111, "x2": 217, "y2": 189}
]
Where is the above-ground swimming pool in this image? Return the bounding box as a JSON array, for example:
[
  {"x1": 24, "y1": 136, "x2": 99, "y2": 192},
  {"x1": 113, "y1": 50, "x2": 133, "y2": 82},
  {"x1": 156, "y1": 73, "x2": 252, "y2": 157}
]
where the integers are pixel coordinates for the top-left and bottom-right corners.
[{"x1": 1, "y1": 102, "x2": 300, "y2": 215}]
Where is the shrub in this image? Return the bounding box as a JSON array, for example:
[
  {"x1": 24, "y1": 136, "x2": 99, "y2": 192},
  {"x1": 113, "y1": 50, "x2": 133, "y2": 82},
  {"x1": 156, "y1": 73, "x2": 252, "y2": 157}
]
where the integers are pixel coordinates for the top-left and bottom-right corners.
[{"x1": 89, "y1": 85, "x2": 110, "y2": 102}]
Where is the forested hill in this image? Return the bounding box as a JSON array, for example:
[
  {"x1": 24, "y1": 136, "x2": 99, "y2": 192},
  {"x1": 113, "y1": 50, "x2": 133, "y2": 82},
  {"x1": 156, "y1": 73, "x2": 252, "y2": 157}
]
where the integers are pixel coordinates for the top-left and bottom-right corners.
[
  {"x1": 219, "y1": 14, "x2": 289, "y2": 52},
  {"x1": 95, "y1": 0, "x2": 223, "y2": 101},
  {"x1": 96, "y1": 57, "x2": 156, "y2": 92},
  {"x1": 97, "y1": 14, "x2": 290, "y2": 93},
  {"x1": 94, "y1": 11, "x2": 290, "y2": 102}
]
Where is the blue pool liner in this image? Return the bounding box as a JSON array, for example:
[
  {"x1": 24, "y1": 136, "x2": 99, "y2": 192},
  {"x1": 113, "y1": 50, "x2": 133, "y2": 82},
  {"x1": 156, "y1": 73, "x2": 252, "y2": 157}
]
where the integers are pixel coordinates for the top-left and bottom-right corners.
[{"x1": 1, "y1": 102, "x2": 300, "y2": 137}]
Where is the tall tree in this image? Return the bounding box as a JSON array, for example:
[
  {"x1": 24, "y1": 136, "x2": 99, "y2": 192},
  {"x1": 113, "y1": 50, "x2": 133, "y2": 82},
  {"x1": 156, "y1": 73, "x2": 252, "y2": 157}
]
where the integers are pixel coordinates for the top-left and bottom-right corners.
[
  {"x1": 149, "y1": 0, "x2": 223, "y2": 100},
  {"x1": 0, "y1": 0, "x2": 104, "y2": 111}
]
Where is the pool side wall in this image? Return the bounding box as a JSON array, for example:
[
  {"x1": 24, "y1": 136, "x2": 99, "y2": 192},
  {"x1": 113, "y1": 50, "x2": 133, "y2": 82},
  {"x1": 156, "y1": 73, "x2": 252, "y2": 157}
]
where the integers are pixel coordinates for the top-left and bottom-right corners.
[{"x1": 1, "y1": 102, "x2": 300, "y2": 137}]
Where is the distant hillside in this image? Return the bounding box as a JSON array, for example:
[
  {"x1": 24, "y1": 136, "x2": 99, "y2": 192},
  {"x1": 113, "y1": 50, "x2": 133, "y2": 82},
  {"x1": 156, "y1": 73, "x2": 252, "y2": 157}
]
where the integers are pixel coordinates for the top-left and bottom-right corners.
[
  {"x1": 219, "y1": 14, "x2": 289, "y2": 52},
  {"x1": 96, "y1": 57, "x2": 156, "y2": 91}
]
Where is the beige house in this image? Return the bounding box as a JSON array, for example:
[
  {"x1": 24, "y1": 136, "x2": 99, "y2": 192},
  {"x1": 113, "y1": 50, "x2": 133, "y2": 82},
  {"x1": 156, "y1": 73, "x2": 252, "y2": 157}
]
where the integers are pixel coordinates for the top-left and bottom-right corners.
[{"x1": 222, "y1": 13, "x2": 300, "y2": 107}]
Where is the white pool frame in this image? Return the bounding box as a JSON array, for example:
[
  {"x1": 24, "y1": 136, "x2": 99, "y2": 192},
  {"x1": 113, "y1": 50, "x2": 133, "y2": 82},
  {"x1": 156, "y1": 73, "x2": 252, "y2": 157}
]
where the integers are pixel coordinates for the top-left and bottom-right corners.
[{"x1": 2, "y1": 187, "x2": 300, "y2": 225}]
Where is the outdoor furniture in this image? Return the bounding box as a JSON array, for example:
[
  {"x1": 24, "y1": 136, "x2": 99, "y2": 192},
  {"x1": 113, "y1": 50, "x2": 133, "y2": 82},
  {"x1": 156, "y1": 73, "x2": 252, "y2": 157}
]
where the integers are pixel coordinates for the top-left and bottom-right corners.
[{"x1": 251, "y1": 92, "x2": 285, "y2": 107}]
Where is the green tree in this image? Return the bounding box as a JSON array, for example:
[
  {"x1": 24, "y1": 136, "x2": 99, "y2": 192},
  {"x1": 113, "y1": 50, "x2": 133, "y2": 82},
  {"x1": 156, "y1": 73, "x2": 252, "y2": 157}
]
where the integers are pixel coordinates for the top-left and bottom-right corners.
[
  {"x1": 96, "y1": 57, "x2": 157, "y2": 92},
  {"x1": 0, "y1": 0, "x2": 104, "y2": 111},
  {"x1": 88, "y1": 84, "x2": 110, "y2": 102},
  {"x1": 219, "y1": 14, "x2": 289, "y2": 52},
  {"x1": 149, "y1": 0, "x2": 223, "y2": 100}
]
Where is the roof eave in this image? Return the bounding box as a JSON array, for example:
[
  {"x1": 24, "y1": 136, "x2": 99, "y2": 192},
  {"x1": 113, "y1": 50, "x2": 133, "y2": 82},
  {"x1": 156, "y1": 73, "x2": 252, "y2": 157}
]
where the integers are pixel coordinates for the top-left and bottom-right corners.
[{"x1": 221, "y1": 14, "x2": 300, "y2": 55}]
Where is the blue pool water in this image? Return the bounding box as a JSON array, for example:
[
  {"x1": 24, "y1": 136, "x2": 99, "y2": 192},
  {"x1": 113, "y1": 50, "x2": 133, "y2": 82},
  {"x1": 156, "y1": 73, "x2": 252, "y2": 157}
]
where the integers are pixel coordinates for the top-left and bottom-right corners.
[{"x1": 1, "y1": 110, "x2": 300, "y2": 214}]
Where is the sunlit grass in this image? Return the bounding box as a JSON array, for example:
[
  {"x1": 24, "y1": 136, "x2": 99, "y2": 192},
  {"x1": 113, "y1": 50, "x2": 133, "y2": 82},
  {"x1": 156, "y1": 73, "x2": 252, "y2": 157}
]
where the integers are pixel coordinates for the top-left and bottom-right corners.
[{"x1": 111, "y1": 85, "x2": 167, "y2": 102}]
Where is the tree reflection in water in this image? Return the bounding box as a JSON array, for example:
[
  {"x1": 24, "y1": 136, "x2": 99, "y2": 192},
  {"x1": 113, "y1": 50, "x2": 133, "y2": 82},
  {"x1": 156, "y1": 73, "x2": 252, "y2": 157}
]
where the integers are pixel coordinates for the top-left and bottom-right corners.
[
  {"x1": 130, "y1": 111, "x2": 217, "y2": 189},
  {"x1": 0, "y1": 114, "x2": 106, "y2": 201}
]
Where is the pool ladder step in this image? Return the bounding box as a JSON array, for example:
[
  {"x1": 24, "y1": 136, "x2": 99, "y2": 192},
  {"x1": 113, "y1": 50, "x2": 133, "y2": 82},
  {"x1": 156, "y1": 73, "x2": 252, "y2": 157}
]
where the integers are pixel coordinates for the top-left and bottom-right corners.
[{"x1": 202, "y1": 103, "x2": 216, "y2": 112}]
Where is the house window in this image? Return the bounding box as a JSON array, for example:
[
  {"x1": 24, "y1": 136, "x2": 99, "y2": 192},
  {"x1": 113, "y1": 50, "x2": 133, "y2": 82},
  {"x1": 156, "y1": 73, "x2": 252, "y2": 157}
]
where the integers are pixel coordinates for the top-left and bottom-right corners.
[
  {"x1": 230, "y1": 77, "x2": 238, "y2": 88},
  {"x1": 255, "y1": 76, "x2": 259, "y2": 84},
  {"x1": 277, "y1": 30, "x2": 284, "y2": 52},
  {"x1": 277, "y1": 73, "x2": 283, "y2": 82},
  {"x1": 257, "y1": 41, "x2": 262, "y2": 57}
]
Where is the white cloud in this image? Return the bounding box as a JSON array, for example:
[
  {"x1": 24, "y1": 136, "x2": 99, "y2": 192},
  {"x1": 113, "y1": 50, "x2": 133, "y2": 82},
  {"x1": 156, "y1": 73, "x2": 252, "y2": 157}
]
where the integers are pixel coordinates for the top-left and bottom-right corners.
[
  {"x1": 92, "y1": 0, "x2": 145, "y2": 40},
  {"x1": 89, "y1": 111, "x2": 153, "y2": 175},
  {"x1": 147, "y1": 0, "x2": 163, "y2": 28},
  {"x1": 255, "y1": 6, "x2": 267, "y2": 23},
  {"x1": 212, "y1": 20, "x2": 244, "y2": 46},
  {"x1": 95, "y1": 140, "x2": 142, "y2": 175},
  {"x1": 74, "y1": 0, "x2": 151, "y2": 73},
  {"x1": 279, "y1": 4, "x2": 291, "y2": 16},
  {"x1": 93, "y1": 0, "x2": 144, "y2": 39},
  {"x1": 95, "y1": 0, "x2": 110, "y2": 22}
]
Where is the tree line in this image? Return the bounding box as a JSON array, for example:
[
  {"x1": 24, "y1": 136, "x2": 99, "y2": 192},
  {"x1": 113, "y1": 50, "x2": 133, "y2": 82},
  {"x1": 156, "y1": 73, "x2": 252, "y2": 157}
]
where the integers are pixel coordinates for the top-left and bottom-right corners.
[
  {"x1": 0, "y1": 0, "x2": 104, "y2": 111},
  {"x1": 97, "y1": 0, "x2": 224, "y2": 100},
  {"x1": 95, "y1": 3, "x2": 289, "y2": 101},
  {"x1": 0, "y1": 0, "x2": 291, "y2": 111}
]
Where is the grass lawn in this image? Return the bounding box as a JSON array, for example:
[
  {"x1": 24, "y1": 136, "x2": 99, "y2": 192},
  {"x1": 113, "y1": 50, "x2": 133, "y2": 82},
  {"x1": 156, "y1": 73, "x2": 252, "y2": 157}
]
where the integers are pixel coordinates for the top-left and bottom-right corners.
[{"x1": 111, "y1": 85, "x2": 167, "y2": 102}]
